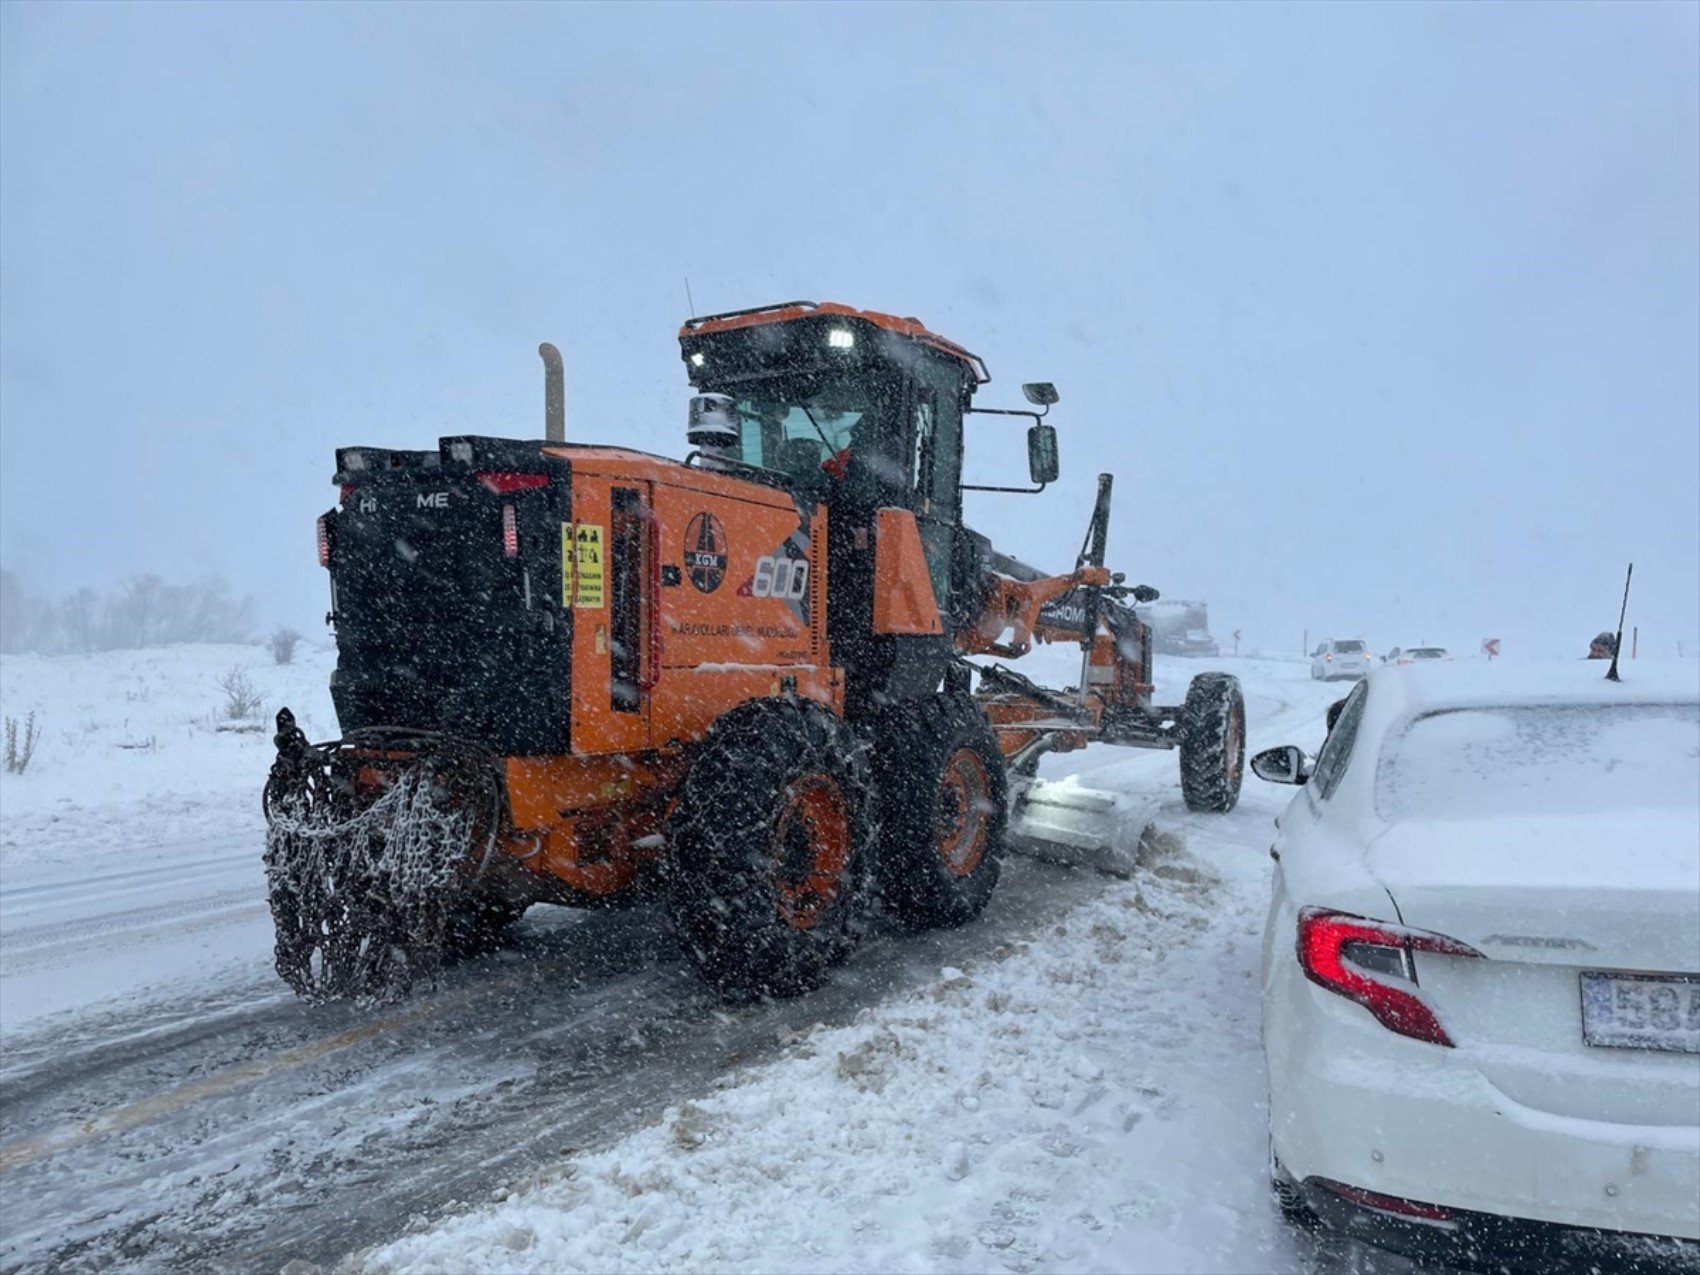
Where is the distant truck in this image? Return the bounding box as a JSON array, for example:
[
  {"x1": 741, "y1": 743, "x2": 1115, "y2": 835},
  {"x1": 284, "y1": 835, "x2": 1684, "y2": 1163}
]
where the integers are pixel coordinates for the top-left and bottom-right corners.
[{"x1": 1135, "y1": 599, "x2": 1220, "y2": 657}]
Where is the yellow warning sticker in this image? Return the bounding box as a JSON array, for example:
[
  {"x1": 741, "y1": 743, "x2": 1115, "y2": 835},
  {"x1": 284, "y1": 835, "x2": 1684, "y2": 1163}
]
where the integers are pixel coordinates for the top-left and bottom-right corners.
[{"x1": 570, "y1": 522, "x2": 604, "y2": 609}]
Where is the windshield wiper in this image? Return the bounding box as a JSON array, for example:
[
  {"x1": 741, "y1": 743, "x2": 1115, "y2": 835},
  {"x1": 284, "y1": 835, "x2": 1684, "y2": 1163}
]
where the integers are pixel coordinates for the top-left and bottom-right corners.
[{"x1": 796, "y1": 402, "x2": 835, "y2": 451}]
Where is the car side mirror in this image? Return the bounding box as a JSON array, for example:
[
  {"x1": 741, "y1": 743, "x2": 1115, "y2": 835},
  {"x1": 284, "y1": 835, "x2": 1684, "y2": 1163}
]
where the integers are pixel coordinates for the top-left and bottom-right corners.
[
  {"x1": 1252, "y1": 745, "x2": 1311, "y2": 786},
  {"x1": 1021, "y1": 382, "x2": 1059, "y2": 407},
  {"x1": 1027, "y1": 423, "x2": 1059, "y2": 485}
]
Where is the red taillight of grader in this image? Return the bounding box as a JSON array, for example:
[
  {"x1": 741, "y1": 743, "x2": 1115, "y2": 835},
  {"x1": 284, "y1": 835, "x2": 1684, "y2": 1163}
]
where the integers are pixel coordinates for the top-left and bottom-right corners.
[{"x1": 502, "y1": 504, "x2": 519, "y2": 558}]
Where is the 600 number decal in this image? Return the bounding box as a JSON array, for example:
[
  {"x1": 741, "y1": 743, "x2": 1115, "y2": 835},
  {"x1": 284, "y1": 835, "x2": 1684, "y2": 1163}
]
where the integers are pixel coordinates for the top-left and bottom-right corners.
[{"x1": 751, "y1": 555, "x2": 809, "y2": 599}]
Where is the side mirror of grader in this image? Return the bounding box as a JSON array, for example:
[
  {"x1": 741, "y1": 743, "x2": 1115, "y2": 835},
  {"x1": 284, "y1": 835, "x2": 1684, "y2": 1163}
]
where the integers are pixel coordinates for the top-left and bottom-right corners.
[{"x1": 1027, "y1": 423, "x2": 1059, "y2": 486}]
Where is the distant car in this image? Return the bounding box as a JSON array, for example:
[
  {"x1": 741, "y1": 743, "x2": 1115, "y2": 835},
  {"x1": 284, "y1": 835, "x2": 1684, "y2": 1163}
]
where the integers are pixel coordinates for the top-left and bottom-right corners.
[
  {"x1": 1384, "y1": 646, "x2": 1451, "y2": 666},
  {"x1": 1310, "y1": 639, "x2": 1372, "y2": 681},
  {"x1": 1254, "y1": 663, "x2": 1700, "y2": 1272}
]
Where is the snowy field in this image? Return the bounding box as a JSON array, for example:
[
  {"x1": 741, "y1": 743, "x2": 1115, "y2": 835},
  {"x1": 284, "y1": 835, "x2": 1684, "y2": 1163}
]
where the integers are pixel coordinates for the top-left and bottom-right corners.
[
  {"x1": 0, "y1": 642, "x2": 340, "y2": 1026},
  {"x1": 2, "y1": 642, "x2": 1419, "y2": 1272}
]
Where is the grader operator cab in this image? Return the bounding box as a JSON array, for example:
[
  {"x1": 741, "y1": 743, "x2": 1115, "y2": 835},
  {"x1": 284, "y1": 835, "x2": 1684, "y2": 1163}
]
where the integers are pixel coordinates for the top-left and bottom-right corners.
[{"x1": 265, "y1": 301, "x2": 1245, "y2": 1003}]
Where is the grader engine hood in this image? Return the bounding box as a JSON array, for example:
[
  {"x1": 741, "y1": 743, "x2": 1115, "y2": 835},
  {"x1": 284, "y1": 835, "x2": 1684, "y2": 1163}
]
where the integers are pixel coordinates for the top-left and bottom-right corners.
[
  {"x1": 325, "y1": 437, "x2": 572, "y2": 755},
  {"x1": 322, "y1": 435, "x2": 838, "y2": 762}
]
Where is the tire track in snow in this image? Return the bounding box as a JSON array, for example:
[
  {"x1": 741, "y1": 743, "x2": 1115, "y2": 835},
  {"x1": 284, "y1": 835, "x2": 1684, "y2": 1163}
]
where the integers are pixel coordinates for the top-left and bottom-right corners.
[
  {"x1": 1, "y1": 848, "x2": 256, "y2": 906},
  {"x1": 0, "y1": 831, "x2": 267, "y2": 1028},
  {"x1": 0, "y1": 892, "x2": 266, "y2": 972}
]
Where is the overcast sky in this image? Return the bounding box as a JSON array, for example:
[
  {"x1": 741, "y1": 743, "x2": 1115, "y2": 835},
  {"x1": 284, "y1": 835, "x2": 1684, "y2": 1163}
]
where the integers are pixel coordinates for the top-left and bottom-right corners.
[{"x1": 3, "y1": 1, "x2": 1696, "y2": 659}]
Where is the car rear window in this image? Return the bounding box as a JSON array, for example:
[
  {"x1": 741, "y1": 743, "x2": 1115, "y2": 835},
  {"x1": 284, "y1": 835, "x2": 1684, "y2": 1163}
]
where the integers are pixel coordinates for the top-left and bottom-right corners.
[
  {"x1": 1334, "y1": 640, "x2": 1366, "y2": 653},
  {"x1": 1377, "y1": 702, "x2": 1700, "y2": 820},
  {"x1": 1409, "y1": 648, "x2": 1446, "y2": 659}
]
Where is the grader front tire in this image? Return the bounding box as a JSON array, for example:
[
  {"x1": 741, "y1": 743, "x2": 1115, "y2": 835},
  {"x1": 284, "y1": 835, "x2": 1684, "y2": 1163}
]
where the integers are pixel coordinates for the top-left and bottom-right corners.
[{"x1": 1179, "y1": 672, "x2": 1247, "y2": 814}]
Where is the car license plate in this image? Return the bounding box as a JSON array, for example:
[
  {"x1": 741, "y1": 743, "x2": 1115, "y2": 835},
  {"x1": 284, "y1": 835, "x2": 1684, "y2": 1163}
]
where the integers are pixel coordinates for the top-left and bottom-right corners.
[{"x1": 1580, "y1": 972, "x2": 1700, "y2": 1054}]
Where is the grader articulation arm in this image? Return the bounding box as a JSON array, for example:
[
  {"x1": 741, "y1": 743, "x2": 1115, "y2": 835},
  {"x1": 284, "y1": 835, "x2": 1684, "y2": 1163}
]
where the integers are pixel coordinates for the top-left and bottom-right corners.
[{"x1": 956, "y1": 474, "x2": 1247, "y2": 873}]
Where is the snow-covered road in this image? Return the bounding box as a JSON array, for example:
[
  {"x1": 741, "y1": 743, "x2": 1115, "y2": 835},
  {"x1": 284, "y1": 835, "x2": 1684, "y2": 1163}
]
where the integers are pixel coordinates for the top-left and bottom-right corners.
[
  {"x1": 1, "y1": 649, "x2": 1397, "y2": 1273},
  {"x1": 0, "y1": 831, "x2": 273, "y2": 1026}
]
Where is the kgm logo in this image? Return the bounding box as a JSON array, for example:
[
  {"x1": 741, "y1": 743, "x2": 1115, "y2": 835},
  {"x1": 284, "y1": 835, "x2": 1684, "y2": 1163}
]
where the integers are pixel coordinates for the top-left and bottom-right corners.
[{"x1": 683, "y1": 512, "x2": 728, "y2": 593}]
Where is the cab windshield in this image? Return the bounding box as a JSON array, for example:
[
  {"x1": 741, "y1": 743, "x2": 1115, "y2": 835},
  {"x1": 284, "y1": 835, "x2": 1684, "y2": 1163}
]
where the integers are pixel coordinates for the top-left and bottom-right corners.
[{"x1": 729, "y1": 375, "x2": 903, "y2": 486}]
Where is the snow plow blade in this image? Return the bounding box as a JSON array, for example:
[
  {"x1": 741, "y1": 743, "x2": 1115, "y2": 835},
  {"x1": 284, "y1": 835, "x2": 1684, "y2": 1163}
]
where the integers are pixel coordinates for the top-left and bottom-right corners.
[{"x1": 1006, "y1": 777, "x2": 1159, "y2": 877}]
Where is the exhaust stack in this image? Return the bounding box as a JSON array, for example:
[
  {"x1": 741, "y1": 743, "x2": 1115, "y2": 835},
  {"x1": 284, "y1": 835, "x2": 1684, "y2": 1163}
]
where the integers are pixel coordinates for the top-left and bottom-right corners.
[{"x1": 539, "y1": 342, "x2": 565, "y2": 442}]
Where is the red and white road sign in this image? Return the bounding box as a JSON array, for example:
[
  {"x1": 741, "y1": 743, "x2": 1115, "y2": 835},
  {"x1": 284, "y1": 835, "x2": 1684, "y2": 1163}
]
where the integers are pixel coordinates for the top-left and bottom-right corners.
[{"x1": 1482, "y1": 638, "x2": 1501, "y2": 659}]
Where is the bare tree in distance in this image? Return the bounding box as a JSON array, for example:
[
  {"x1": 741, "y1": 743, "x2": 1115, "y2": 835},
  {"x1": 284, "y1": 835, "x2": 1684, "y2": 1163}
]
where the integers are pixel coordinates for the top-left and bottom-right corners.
[
  {"x1": 0, "y1": 570, "x2": 256, "y2": 654},
  {"x1": 217, "y1": 667, "x2": 264, "y2": 721},
  {"x1": 269, "y1": 626, "x2": 303, "y2": 666}
]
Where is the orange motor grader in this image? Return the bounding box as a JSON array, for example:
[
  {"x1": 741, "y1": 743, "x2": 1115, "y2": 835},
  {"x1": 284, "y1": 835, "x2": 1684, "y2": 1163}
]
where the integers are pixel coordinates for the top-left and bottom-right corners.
[{"x1": 264, "y1": 301, "x2": 1245, "y2": 1002}]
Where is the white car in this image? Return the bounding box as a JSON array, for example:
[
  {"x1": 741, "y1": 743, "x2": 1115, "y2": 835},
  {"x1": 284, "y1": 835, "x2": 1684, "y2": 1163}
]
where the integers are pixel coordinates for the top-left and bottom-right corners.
[
  {"x1": 1384, "y1": 645, "x2": 1451, "y2": 666},
  {"x1": 1254, "y1": 662, "x2": 1700, "y2": 1271},
  {"x1": 1310, "y1": 638, "x2": 1373, "y2": 681}
]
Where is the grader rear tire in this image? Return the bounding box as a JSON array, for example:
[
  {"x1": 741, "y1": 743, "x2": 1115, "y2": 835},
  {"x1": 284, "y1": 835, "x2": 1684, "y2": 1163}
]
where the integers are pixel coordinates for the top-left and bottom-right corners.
[
  {"x1": 872, "y1": 695, "x2": 1008, "y2": 928},
  {"x1": 1180, "y1": 672, "x2": 1246, "y2": 813},
  {"x1": 665, "y1": 697, "x2": 874, "y2": 999}
]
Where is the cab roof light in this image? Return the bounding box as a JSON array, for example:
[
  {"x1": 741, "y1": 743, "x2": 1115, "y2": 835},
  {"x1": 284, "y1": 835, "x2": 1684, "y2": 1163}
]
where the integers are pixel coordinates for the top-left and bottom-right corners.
[
  {"x1": 477, "y1": 471, "x2": 550, "y2": 495},
  {"x1": 1297, "y1": 908, "x2": 1482, "y2": 1047},
  {"x1": 827, "y1": 328, "x2": 855, "y2": 350}
]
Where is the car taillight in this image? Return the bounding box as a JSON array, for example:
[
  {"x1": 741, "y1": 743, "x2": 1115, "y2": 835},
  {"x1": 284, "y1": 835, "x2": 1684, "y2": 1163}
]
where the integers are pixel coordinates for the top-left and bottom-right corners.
[
  {"x1": 477, "y1": 471, "x2": 550, "y2": 495},
  {"x1": 1296, "y1": 908, "x2": 1482, "y2": 1047},
  {"x1": 502, "y1": 504, "x2": 519, "y2": 558},
  {"x1": 316, "y1": 514, "x2": 332, "y2": 569}
]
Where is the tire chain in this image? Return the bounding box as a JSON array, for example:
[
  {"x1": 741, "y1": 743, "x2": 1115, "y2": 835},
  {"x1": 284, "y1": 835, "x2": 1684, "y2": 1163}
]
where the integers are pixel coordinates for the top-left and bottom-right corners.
[{"x1": 262, "y1": 714, "x2": 500, "y2": 1004}]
